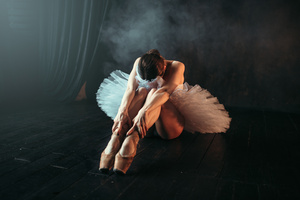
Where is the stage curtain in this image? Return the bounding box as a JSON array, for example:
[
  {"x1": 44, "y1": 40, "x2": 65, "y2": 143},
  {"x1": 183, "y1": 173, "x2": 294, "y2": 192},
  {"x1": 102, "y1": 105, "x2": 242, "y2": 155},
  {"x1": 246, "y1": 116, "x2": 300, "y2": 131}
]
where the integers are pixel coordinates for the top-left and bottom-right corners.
[{"x1": 39, "y1": 0, "x2": 109, "y2": 102}]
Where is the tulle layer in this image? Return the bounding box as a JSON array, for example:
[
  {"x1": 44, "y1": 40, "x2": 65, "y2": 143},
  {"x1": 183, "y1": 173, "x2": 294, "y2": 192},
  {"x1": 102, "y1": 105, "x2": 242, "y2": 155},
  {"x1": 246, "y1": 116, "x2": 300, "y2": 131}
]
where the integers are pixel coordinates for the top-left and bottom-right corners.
[
  {"x1": 169, "y1": 83, "x2": 231, "y2": 133},
  {"x1": 96, "y1": 70, "x2": 129, "y2": 119},
  {"x1": 96, "y1": 70, "x2": 231, "y2": 133}
]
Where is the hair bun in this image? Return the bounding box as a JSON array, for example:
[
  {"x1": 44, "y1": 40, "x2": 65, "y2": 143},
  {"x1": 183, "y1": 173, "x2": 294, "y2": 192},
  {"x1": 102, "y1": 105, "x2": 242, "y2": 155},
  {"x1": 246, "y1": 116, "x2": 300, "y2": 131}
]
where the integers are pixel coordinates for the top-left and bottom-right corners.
[{"x1": 146, "y1": 49, "x2": 161, "y2": 57}]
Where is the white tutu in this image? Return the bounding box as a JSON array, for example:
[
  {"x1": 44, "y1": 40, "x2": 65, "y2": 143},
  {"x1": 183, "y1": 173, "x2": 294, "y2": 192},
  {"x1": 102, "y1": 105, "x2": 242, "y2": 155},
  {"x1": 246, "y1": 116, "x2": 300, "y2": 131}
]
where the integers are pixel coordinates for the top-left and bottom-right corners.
[
  {"x1": 96, "y1": 70, "x2": 231, "y2": 133},
  {"x1": 96, "y1": 70, "x2": 129, "y2": 120}
]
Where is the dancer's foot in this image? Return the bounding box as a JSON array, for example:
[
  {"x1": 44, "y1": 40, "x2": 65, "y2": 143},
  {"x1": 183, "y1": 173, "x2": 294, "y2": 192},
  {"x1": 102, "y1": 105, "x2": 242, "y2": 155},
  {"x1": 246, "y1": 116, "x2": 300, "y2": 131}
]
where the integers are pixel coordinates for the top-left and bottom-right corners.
[
  {"x1": 113, "y1": 131, "x2": 140, "y2": 175},
  {"x1": 99, "y1": 133, "x2": 125, "y2": 173}
]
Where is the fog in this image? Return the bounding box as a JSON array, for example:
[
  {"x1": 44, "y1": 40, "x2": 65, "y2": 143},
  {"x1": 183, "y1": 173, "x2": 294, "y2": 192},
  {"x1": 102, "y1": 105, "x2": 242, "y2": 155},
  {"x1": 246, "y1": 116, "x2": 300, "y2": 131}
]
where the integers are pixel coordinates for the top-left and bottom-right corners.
[{"x1": 101, "y1": 0, "x2": 209, "y2": 71}]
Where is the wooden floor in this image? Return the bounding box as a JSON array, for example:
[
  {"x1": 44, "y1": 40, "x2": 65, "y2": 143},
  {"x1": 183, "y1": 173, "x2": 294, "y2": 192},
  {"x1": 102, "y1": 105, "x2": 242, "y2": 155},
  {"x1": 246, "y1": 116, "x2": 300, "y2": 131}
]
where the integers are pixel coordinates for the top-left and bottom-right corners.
[{"x1": 0, "y1": 102, "x2": 299, "y2": 200}]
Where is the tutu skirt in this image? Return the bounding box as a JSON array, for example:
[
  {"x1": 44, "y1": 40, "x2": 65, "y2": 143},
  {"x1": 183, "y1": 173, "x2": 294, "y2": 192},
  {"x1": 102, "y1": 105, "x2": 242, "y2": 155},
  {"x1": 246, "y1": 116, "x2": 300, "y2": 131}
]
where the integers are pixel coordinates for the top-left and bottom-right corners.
[{"x1": 96, "y1": 70, "x2": 231, "y2": 133}]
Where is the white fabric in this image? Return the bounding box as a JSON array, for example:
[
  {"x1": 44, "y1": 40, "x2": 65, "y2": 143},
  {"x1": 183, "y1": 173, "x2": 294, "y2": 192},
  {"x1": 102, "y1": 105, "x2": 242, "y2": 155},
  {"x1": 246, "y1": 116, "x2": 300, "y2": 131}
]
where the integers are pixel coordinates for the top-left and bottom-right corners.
[
  {"x1": 96, "y1": 70, "x2": 231, "y2": 133},
  {"x1": 96, "y1": 70, "x2": 128, "y2": 119},
  {"x1": 135, "y1": 64, "x2": 159, "y2": 90}
]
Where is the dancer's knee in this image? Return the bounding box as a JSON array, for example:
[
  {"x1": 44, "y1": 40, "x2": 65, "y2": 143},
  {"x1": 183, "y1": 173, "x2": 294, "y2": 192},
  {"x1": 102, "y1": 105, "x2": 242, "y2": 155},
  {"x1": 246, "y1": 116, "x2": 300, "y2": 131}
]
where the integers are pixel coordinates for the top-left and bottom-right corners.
[
  {"x1": 144, "y1": 88, "x2": 157, "y2": 103},
  {"x1": 136, "y1": 87, "x2": 148, "y2": 99},
  {"x1": 148, "y1": 88, "x2": 156, "y2": 96}
]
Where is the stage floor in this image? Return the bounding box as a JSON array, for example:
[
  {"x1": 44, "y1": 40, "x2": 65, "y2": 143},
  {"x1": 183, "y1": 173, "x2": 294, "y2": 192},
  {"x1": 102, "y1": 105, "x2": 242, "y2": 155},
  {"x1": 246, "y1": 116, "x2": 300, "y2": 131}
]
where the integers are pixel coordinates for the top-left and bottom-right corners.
[{"x1": 0, "y1": 102, "x2": 299, "y2": 200}]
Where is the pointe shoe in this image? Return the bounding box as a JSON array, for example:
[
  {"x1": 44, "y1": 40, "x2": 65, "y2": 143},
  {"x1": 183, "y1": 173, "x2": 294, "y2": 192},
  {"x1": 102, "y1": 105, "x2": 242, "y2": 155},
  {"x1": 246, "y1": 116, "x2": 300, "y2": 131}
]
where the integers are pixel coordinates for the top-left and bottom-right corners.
[
  {"x1": 113, "y1": 152, "x2": 135, "y2": 175},
  {"x1": 99, "y1": 151, "x2": 115, "y2": 173},
  {"x1": 113, "y1": 132, "x2": 139, "y2": 175},
  {"x1": 99, "y1": 134, "x2": 124, "y2": 173}
]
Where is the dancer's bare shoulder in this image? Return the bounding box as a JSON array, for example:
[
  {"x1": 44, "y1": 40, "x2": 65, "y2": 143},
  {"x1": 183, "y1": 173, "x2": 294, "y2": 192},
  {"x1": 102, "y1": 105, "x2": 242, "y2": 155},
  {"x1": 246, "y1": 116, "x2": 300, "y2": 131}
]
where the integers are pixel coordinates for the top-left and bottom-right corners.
[
  {"x1": 164, "y1": 60, "x2": 185, "y2": 83},
  {"x1": 171, "y1": 60, "x2": 184, "y2": 67},
  {"x1": 133, "y1": 57, "x2": 141, "y2": 69},
  {"x1": 172, "y1": 61, "x2": 185, "y2": 73}
]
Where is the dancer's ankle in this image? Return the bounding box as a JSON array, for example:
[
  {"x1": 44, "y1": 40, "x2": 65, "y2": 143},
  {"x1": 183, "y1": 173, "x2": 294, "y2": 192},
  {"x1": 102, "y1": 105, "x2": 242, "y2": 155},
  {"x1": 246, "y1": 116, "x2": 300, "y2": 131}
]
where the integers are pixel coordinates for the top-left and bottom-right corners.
[
  {"x1": 104, "y1": 134, "x2": 123, "y2": 154},
  {"x1": 117, "y1": 123, "x2": 130, "y2": 136},
  {"x1": 119, "y1": 131, "x2": 139, "y2": 157}
]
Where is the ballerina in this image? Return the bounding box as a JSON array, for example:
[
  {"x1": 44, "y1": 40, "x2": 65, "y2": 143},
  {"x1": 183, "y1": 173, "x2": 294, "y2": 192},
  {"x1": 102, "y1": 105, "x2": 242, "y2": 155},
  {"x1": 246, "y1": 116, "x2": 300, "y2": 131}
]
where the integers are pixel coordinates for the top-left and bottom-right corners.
[{"x1": 96, "y1": 49, "x2": 231, "y2": 175}]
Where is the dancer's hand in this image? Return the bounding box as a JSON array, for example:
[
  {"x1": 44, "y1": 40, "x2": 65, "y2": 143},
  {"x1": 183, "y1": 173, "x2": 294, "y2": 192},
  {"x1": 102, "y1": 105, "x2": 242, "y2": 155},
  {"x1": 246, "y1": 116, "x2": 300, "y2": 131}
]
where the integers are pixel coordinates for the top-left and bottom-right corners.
[
  {"x1": 112, "y1": 110, "x2": 132, "y2": 135},
  {"x1": 127, "y1": 108, "x2": 148, "y2": 138}
]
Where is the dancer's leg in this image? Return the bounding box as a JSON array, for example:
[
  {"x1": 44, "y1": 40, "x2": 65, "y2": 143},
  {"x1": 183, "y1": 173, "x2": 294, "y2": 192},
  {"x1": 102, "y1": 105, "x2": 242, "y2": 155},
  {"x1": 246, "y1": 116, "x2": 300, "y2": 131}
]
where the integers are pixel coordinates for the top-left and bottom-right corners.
[
  {"x1": 155, "y1": 100, "x2": 184, "y2": 140},
  {"x1": 114, "y1": 89, "x2": 158, "y2": 174},
  {"x1": 120, "y1": 88, "x2": 184, "y2": 142},
  {"x1": 99, "y1": 88, "x2": 148, "y2": 171},
  {"x1": 119, "y1": 89, "x2": 160, "y2": 155},
  {"x1": 114, "y1": 88, "x2": 184, "y2": 174},
  {"x1": 127, "y1": 87, "x2": 148, "y2": 121},
  {"x1": 103, "y1": 87, "x2": 147, "y2": 153},
  {"x1": 133, "y1": 88, "x2": 184, "y2": 140}
]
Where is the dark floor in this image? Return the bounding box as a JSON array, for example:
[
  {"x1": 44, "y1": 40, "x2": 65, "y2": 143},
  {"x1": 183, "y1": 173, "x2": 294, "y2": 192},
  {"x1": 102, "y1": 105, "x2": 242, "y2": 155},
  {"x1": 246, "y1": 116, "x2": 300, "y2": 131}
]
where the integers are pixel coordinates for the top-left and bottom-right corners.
[{"x1": 0, "y1": 102, "x2": 299, "y2": 200}]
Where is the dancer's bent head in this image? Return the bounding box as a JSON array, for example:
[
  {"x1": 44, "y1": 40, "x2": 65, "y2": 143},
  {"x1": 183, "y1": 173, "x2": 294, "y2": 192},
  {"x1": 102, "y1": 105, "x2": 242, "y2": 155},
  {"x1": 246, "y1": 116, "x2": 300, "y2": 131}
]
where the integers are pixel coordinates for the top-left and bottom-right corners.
[{"x1": 138, "y1": 49, "x2": 165, "y2": 81}]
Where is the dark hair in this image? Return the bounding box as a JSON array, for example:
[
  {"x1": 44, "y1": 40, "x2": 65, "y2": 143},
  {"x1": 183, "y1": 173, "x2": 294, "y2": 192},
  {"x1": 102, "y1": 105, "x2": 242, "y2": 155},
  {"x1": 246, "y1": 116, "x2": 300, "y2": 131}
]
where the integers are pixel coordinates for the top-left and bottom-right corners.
[{"x1": 138, "y1": 49, "x2": 165, "y2": 81}]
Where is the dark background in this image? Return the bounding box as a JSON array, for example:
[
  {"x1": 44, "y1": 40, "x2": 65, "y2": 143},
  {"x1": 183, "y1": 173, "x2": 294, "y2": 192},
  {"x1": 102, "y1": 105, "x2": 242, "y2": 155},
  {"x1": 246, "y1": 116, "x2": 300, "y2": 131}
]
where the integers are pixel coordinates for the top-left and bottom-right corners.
[{"x1": 0, "y1": 0, "x2": 299, "y2": 113}]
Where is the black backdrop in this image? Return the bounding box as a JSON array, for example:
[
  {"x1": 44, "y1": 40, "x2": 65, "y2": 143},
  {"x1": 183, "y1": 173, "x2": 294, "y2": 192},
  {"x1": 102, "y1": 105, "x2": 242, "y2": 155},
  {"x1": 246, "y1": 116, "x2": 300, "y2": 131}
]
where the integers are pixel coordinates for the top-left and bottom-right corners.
[{"x1": 0, "y1": 0, "x2": 299, "y2": 113}]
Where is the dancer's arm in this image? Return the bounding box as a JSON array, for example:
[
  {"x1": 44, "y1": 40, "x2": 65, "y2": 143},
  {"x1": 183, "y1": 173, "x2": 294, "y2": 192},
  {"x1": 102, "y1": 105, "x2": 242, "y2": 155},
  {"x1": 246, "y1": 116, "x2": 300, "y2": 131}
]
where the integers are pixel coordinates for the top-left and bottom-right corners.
[
  {"x1": 127, "y1": 62, "x2": 185, "y2": 137},
  {"x1": 112, "y1": 58, "x2": 140, "y2": 135}
]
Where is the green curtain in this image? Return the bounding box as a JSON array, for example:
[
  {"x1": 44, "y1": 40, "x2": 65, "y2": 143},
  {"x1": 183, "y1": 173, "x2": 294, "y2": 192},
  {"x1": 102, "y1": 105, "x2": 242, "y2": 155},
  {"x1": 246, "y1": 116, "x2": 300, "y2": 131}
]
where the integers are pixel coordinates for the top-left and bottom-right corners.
[{"x1": 39, "y1": 0, "x2": 109, "y2": 101}]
